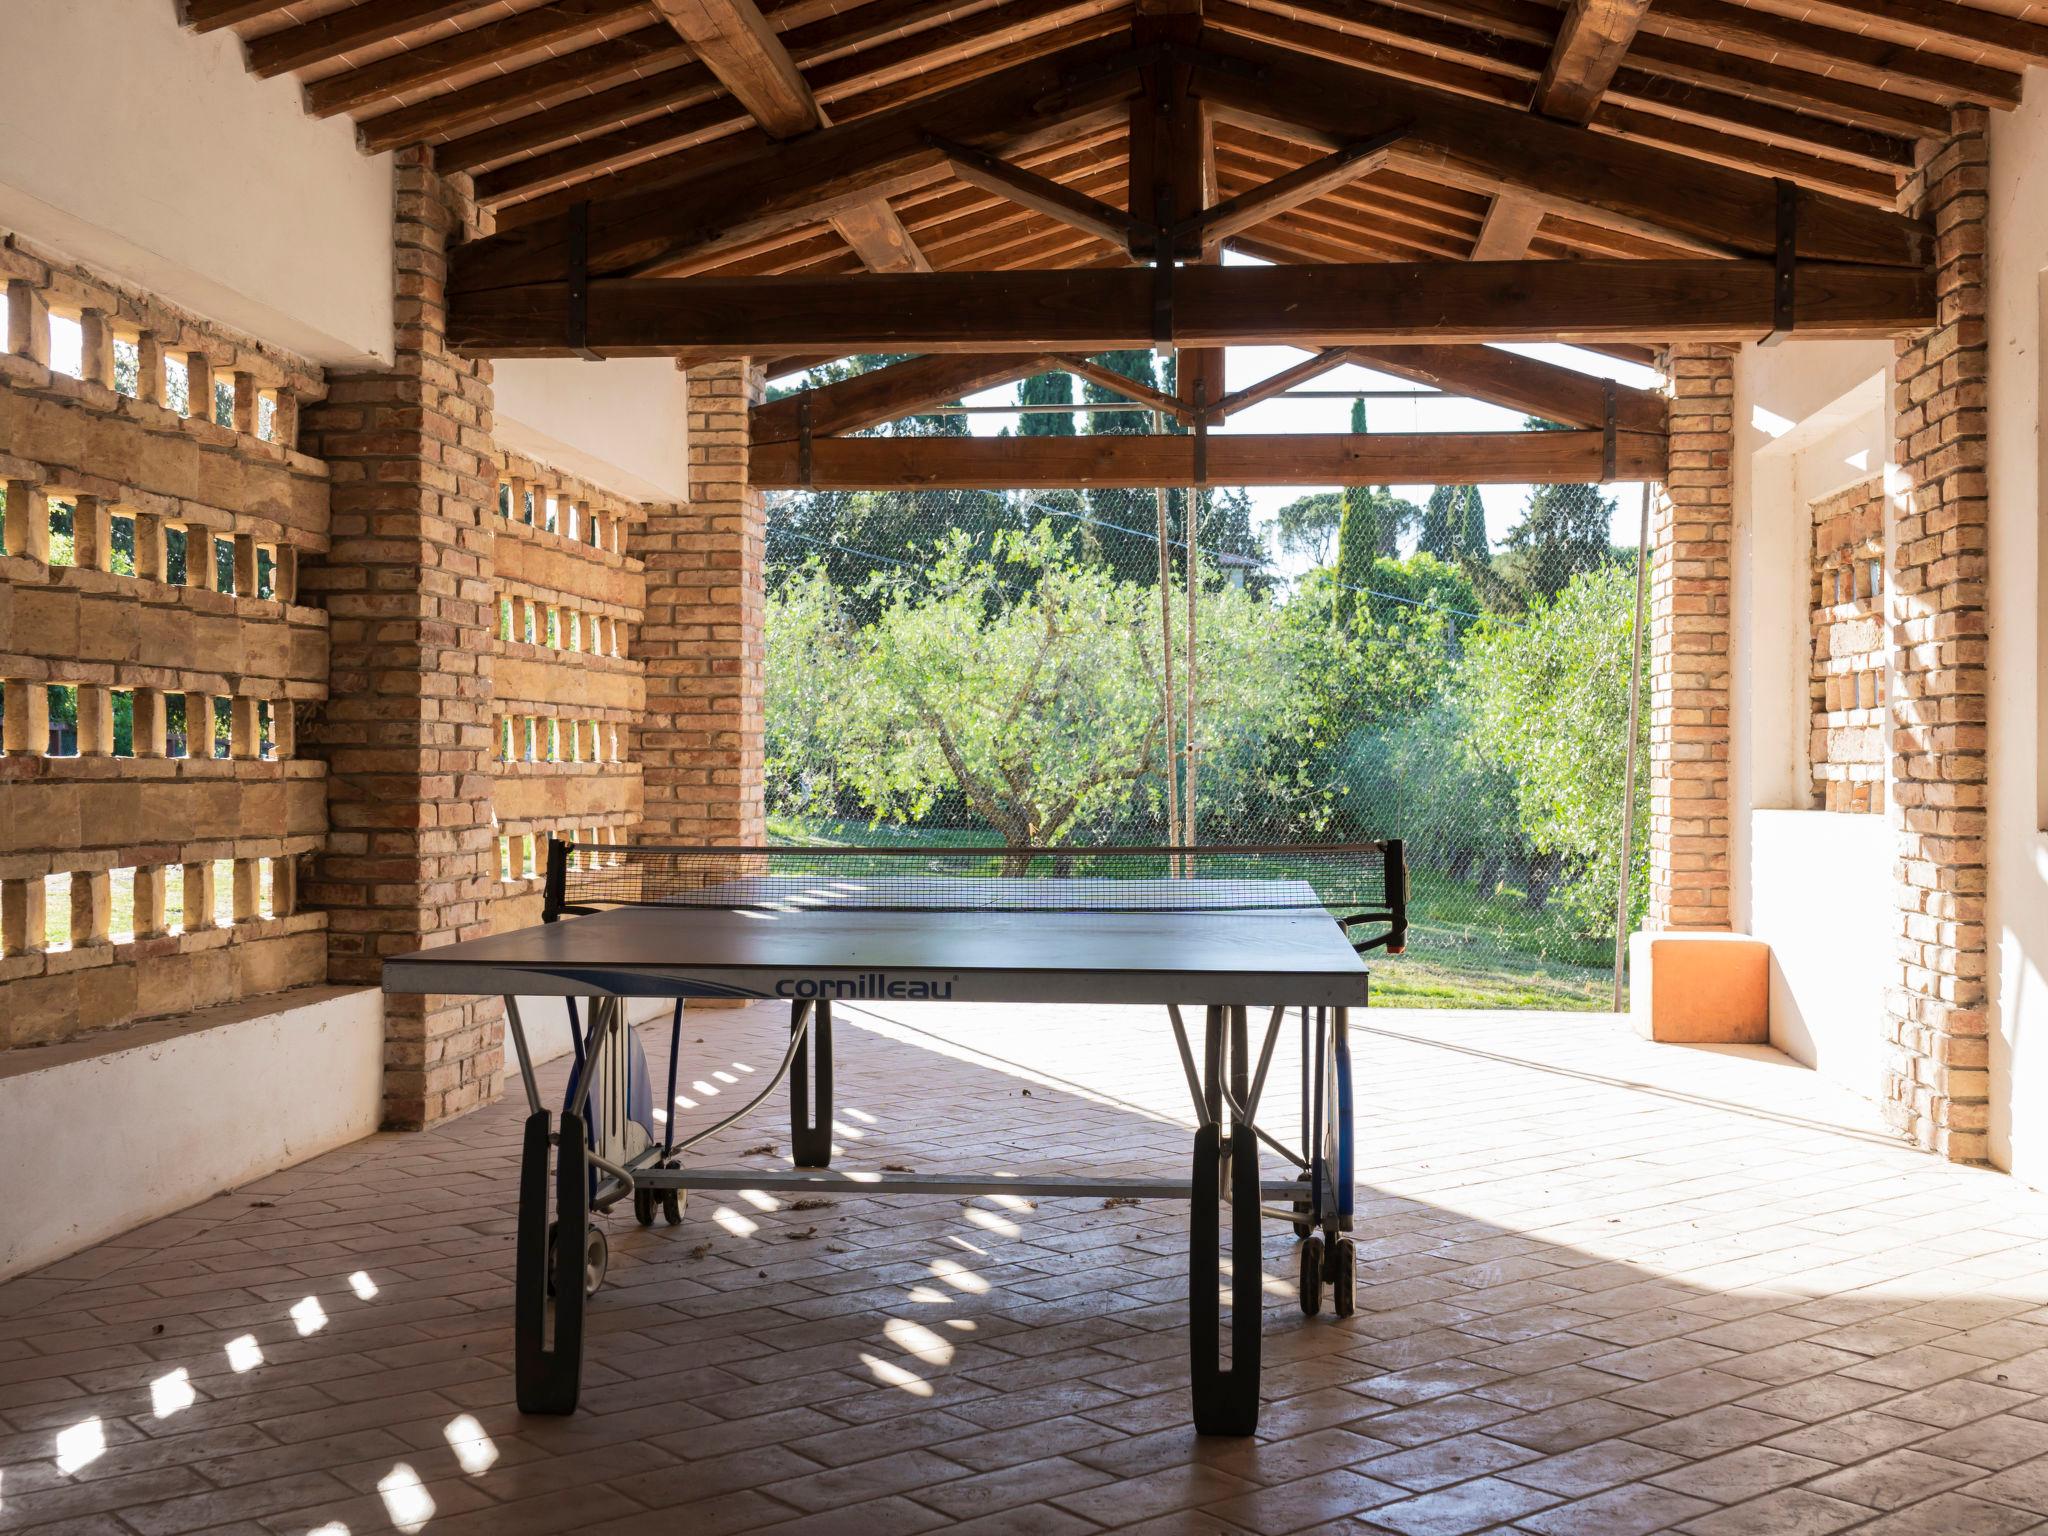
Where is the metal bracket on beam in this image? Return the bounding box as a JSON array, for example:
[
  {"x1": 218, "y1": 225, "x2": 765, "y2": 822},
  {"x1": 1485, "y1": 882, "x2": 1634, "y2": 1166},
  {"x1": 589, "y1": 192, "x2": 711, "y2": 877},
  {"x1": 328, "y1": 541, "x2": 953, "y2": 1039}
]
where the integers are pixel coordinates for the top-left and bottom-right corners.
[
  {"x1": 1194, "y1": 380, "x2": 1210, "y2": 486},
  {"x1": 1760, "y1": 179, "x2": 1799, "y2": 348},
  {"x1": 566, "y1": 202, "x2": 601, "y2": 362},
  {"x1": 797, "y1": 394, "x2": 814, "y2": 489},
  {"x1": 1152, "y1": 191, "x2": 1175, "y2": 349},
  {"x1": 1601, "y1": 380, "x2": 1617, "y2": 483}
]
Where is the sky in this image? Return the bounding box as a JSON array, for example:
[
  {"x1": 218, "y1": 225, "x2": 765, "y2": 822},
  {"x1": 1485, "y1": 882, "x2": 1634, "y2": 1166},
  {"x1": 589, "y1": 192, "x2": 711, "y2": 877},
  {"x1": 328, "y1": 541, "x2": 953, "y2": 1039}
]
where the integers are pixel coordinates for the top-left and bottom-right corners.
[{"x1": 769, "y1": 252, "x2": 1665, "y2": 579}]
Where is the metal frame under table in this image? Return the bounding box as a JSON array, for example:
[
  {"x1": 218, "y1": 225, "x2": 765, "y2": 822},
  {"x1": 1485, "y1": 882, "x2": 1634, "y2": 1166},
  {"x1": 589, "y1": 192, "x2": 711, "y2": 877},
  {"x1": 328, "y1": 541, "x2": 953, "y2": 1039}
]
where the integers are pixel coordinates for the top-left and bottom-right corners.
[{"x1": 381, "y1": 840, "x2": 1406, "y2": 1437}]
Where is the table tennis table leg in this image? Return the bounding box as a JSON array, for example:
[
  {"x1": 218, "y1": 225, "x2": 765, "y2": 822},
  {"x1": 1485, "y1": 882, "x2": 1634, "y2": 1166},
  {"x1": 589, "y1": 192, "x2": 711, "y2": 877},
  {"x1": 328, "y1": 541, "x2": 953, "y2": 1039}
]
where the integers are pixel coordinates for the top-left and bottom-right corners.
[
  {"x1": 514, "y1": 1106, "x2": 588, "y2": 1414},
  {"x1": 790, "y1": 999, "x2": 833, "y2": 1168},
  {"x1": 1189, "y1": 1003, "x2": 1262, "y2": 1436}
]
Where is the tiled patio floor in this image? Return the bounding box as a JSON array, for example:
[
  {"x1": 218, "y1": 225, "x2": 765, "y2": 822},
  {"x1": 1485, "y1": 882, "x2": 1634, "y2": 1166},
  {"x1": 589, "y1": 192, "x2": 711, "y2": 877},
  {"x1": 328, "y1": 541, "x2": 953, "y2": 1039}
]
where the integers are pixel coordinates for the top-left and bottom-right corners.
[{"x1": 8, "y1": 1002, "x2": 2048, "y2": 1535}]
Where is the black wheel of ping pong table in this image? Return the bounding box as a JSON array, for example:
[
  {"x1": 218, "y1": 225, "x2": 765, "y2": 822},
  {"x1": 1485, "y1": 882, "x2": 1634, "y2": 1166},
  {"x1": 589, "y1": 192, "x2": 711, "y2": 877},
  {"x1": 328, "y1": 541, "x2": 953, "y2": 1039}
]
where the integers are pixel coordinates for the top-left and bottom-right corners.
[{"x1": 1189, "y1": 1004, "x2": 1263, "y2": 1435}]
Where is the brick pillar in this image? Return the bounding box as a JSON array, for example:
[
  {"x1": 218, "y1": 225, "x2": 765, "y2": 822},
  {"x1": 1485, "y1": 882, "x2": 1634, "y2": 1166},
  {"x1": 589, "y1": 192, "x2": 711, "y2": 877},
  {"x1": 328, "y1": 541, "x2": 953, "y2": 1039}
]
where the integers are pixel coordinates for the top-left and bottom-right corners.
[
  {"x1": 1645, "y1": 343, "x2": 1735, "y2": 931},
  {"x1": 300, "y1": 149, "x2": 504, "y2": 1130},
  {"x1": 1885, "y1": 114, "x2": 1991, "y2": 1162},
  {"x1": 637, "y1": 360, "x2": 766, "y2": 844}
]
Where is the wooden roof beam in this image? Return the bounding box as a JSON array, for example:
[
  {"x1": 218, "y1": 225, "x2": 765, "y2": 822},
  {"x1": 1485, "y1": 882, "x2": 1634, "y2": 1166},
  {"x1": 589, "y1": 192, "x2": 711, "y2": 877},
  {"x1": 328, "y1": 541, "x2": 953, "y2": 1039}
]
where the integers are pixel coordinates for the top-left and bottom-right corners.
[
  {"x1": 448, "y1": 258, "x2": 1936, "y2": 356},
  {"x1": 752, "y1": 428, "x2": 1669, "y2": 488},
  {"x1": 1479, "y1": 0, "x2": 1652, "y2": 264},
  {"x1": 1537, "y1": 0, "x2": 1653, "y2": 124}
]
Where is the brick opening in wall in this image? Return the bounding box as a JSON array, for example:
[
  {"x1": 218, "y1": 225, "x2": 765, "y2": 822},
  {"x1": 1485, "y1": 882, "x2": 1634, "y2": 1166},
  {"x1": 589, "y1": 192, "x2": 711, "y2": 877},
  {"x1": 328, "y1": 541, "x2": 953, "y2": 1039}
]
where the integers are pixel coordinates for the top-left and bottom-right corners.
[{"x1": 1810, "y1": 478, "x2": 1887, "y2": 814}]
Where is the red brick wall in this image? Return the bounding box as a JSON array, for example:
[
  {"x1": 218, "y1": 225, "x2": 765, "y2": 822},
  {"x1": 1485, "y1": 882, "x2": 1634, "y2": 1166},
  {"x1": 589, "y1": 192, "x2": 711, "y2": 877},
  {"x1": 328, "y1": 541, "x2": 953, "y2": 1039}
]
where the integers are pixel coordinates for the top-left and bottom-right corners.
[
  {"x1": 1885, "y1": 114, "x2": 1992, "y2": 1162},
  {"x1": 299, "y1": 151, "x2": 503, "y2": 1131},
  {"x1": 1646, "y1": 344, "x2": 1734, "y2": 932},
  {"x1": 637, "y1": 361, "x2": 765, "y2": 846}
]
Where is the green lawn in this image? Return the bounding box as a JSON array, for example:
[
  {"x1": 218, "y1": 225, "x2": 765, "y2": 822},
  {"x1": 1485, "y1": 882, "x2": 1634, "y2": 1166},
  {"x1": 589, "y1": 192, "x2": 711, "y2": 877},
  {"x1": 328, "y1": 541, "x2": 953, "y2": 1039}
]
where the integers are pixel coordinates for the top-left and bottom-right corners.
[{"x1": 767, "y1": 816, "x2": 1622, "y2": 1012}]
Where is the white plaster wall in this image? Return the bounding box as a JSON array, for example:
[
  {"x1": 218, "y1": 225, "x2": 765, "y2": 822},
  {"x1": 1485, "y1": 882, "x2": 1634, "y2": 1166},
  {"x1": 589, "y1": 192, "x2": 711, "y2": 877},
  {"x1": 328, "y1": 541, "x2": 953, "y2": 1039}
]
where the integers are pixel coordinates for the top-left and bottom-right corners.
[
  {"x1": 0, "y1": 0, "x2": 395, "y2": 366},
  {"x1": 1986, "y1": 73, "x2": 2048, "y2": 1183},
  {"x1": 1729, "y1": 341, "x2": 1893, "y2": 1098},
  {"x1": 0, "y1": 989, "x2": 385, "y2": 1281},
  {"x1": 494, "y1": 359, "x2": 692, "y2": 503}
]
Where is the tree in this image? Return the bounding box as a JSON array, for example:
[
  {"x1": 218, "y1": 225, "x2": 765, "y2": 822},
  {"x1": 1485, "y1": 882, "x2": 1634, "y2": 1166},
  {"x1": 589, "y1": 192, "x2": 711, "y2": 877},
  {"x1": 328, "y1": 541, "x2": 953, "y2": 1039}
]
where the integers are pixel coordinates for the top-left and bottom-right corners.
[
  {"x1": 767, "y1": 524, "x2": 1303, "y2": 852},
  {"x1": 1453, "y1": 562, "x2": 1648, "y2": 935},
  {"x1": 1274, "y1": 492, "x2": 1343, "y2": 565},
  {"x1": 1419, "y1": 485, "x2": 1458, "y2": 559},
  {"x1": 1458, "y1": 485, "x2": 1490, "y2": 564},
  {"x1": 1495, "y1": 416, "x2": 1619, "y2": 602},
  {"x1": 1017, "y1": 368, "x2": 1075, "y2": 436}
]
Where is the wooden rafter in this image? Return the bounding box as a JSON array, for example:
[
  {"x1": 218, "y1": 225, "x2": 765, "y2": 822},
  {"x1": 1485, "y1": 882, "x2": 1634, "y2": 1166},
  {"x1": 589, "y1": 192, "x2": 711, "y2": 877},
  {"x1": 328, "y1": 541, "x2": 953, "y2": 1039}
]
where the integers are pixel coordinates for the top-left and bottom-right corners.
[
  {"x1": 928, "y1": 137, "x2": 1149, "y2": 251},
  {"x1": 752, "y1": 353, "x2": 1060, "y2": 439},
  {"x1": 1188, "y1": 128, "x2": 1408, "y2": 246},
  {"x1": 246, "y1": 0, "x2": 500, "y2": 78},
  {"x1": 450, "y1": 34, "x2": 1143, "y2": 291},
  {"x1": 1346, "y1": 344, "x2": 1666, "y2": 432},
  {"x1": 303, "y1": 0, "x2": 651, "y2": 119},
  {"x1": 448, "y1": 259, "x2": 1935, "y2": 356},
  {"x1": 1185, "y1": 34, "x2": 1930, "y2": 266},
  {"x1": 456, "y1": 1, "x2": 1124, "y2": 199},
  {"x1": 1207, "y1": 349, "x2": 1357, "y2": 418},
  {"x1": 1050, "y1": 354, "x2": 1197, "y2": 421},
  {"x1": 649, "y1": 0, "x2": 935, "y2": 275},
  {"x1": 1640, "y1": 0, "x2": 2022, "y2": 104},
  {"x1": 751, "y1": 428, "x2": 1669, "y2": 488}
]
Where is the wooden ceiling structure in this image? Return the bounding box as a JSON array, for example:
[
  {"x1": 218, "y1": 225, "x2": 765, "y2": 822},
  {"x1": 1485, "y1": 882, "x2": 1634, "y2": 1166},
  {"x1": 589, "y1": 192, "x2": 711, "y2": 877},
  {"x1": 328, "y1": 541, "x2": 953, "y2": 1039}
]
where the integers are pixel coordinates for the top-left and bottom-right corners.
[{"x1": 187, "y1": 0, "x2": 2042, "y2": 490}]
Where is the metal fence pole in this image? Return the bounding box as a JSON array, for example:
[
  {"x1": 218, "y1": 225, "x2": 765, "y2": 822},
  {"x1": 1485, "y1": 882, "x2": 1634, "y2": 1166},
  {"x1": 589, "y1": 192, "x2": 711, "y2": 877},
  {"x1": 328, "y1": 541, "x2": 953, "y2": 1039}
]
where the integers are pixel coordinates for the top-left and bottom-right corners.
[
  {"x1": 1612, "y1": 479, "x2": 1656, "y2": 1012},
  {"x1": 1152, "y1": 409, "x2": 1179, "y2": 862}
]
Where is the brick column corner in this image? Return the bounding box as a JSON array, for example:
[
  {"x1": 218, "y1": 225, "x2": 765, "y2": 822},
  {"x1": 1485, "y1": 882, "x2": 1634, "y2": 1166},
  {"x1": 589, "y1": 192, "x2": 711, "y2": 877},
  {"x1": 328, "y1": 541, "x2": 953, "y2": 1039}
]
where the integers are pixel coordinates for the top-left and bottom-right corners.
[
  {"x1": 300, "y1": 148, "x2": 504, "y2": 1130},
  {"x1": 637, "y1": 360, "x2": 767, "y2": 846},
  {"x1": 1645, "y1": 342, "x2": 1735, "y2": 933},
  {"x1": 1886, "y1": 112, "x2": 1992, "y2": 1162}
]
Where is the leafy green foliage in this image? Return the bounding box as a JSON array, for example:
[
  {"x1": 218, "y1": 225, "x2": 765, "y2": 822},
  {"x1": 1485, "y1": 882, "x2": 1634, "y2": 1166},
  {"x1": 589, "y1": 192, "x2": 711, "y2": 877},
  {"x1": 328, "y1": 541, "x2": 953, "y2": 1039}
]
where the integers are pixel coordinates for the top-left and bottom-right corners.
[{"x1": 1452, "y1": 561, "x2": 1648, "y2": 934}]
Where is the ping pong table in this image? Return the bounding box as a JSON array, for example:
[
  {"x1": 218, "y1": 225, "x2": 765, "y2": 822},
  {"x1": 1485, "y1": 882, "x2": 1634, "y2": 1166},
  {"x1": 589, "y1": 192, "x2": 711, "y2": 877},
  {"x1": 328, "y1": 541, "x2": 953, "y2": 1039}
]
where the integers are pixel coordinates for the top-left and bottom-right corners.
[{"x1": 382, "y1": 840, "x2": 1405, "y2": 1435}]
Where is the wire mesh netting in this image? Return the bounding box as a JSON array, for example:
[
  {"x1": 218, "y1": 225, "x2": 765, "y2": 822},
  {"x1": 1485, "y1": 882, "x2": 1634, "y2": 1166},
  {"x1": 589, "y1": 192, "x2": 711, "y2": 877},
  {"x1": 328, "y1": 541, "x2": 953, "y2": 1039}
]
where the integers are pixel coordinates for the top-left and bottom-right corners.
[
  {"x1": 550, "y1": 842, "x2": 1403, "y2": 944},
  {"x1": 759, "y1": 361, "x2": 1649, "y2": 1010}
]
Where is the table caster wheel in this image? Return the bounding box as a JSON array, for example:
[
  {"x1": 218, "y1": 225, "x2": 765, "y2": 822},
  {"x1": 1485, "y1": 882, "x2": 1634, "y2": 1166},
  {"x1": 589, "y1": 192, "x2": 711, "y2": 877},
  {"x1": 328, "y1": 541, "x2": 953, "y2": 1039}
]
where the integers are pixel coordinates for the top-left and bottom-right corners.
[
  {"x1": 633, "y1": 1187, "x2": 657, "y2": 1227},
  {"x1": 1291, "y1": 1171, "x2": 1314, "y2": 1239},
  {"x1": 547, "y1": 1220, "x2": 609, "y2": 1297},
  {"x1": 1331, "y1": 1236, "x2": 1356, "y2": 1319},
  {"x1": 661, "y1": 1188, "x2": 685, "y2": 1226},
  {"x1": 1298, "y1": 1232, "x2": 1325, "y2": 1317}
]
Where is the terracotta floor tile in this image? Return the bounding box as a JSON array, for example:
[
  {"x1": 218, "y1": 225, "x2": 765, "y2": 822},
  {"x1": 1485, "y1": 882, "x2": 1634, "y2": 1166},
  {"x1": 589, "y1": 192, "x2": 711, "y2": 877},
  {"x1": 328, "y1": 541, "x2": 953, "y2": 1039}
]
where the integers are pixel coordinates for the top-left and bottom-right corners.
[{"x1": 1357, "y1": 1474, "x2": 1560, "y2": 1535}]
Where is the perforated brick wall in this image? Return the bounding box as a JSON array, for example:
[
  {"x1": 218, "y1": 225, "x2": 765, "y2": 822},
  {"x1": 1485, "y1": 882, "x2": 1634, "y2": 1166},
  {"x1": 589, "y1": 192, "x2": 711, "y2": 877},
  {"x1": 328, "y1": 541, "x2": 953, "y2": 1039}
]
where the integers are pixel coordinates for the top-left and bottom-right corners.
[
  {"x1": 0, "y1": 231, "x2": 330, "y2": 1047},
  {"x1": 1809, "y1": 477, "x2": 1887, "y2": 815}
]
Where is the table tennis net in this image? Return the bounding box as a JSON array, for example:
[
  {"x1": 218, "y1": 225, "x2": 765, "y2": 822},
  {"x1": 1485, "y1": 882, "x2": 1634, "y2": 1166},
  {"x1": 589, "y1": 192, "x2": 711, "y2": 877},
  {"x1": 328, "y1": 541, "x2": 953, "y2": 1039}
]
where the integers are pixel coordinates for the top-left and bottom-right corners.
[{"x1": 546, "y1": 841, "x2": 1406, "y2": 953}]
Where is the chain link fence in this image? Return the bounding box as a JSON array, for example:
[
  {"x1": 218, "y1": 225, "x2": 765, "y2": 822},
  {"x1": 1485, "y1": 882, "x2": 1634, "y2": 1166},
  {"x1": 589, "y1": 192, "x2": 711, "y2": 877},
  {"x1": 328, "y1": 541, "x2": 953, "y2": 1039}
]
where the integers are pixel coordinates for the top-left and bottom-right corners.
[{"x1": 761, "y1": 457, "x2": 1647, "y2": 1011}]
